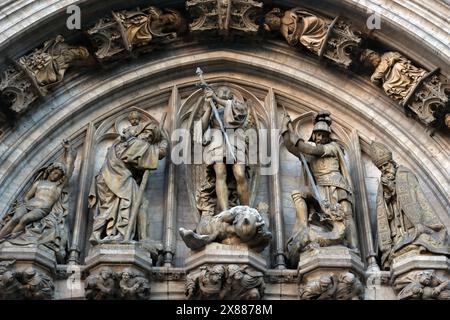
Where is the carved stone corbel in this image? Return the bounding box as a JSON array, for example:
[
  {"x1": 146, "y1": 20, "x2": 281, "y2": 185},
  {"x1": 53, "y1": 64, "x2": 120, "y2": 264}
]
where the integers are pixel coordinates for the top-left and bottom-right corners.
[
  {"x1": 186, "y1": 0, "x2": 263, "y2": 36},
  {"x1": 87, "y1": 6, "x2": 186, "y2": 61},
  {"x1": 0, "y1": 36, "x2": 89, "y2": 114},
  {"x1": 402, "y1": 70, "x2": 450, "y2": 132},
  {"x1": 318, "y1": 17, "x2": 362, "y2": 69}
]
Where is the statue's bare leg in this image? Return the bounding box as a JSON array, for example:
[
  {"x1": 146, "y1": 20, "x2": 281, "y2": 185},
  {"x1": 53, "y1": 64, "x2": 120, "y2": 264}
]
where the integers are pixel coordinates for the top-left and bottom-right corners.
[
  {"x1": 341, "y1": 200, "x2": 359, "y2": 250},
  {"x1": 0, "y1": 206, "x2": 29, "y2": 238},
  {"x1": 291, "y1": 190, "x2": 308, "y2": 232},
  {"x1": 11, "y1": 209, "x2": 46, "y2": 234},
  {"x1": 214, "y1": 163, "x2": 229, "y2": 211},
  {"x1": 232, "y1": 164, "x2": 249, "y2": 206}
]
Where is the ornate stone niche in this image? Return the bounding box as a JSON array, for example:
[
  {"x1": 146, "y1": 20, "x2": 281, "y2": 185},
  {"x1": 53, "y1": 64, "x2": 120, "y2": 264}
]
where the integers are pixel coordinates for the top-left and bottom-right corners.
[
  {"x1": 87, "y1": 6, "x2": 186, "y2": 61},
  {"x1": 186, "y1": 0, "x2": 263, "y2": 37},
  {"x1": 0, "y1": 36, "x2": 89, "y2": 114}
]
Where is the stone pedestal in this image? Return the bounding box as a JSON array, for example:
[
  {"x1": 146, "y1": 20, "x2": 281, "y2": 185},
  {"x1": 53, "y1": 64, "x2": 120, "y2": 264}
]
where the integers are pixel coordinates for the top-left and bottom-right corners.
[
  {"x1": 0, "y1": 243, "x2": 56, "y2": 275},
  {"x1": 83, "y1": 243, "x2": 153, "y2": 300},
  {"x1": 85, "y1": 243, "x2": 153, "y2": 276},
  {"x1": 390, "y1": 254, "x2": 450, "y2": 300},
  {"x1": 185, "y1": 243, "x2": 267, "y2": 300},
  {"x1": 297, "y1": 246, "x2": 365, "y2": 300},
  {"x1": 0, "y1": 243, "x2": 57, "y2": 299}
]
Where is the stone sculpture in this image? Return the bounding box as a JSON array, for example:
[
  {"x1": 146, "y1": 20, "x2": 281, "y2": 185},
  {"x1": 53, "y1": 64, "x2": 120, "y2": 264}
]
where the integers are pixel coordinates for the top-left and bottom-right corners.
[
  {"x1": 119, "y1": 268, "x2": 151, "y2": 300},
  {"x1": 264, "y1": 8, "x2": 362, "y2": 68},
  {"x1": 0, "y1": 261, "x2": 54, "y2": 300},
  {"x1": 361, "y1": 49, "x2": 427, "y2": 102},
  {"x1": 87, "y1": 6, "x2": 186, "y2": 61},
  {"x1": 282, "y1": 111, "x2": 359, "y2": 266},
  {"x1": 298, "y1": 271, "x2": 363, "y2": 300},
  {"x1": 186, "y1": 0, "x2": 263, "y2": 35},
  {"x1": 88, "y1": 113, "x2": 168, "y2": 244},
  {"x1": 185, "y1": 264, "x2": 264, "y2": 300},
  {"x1": 395, "y1": 270, "x2": 450, "y2": 300},
  {"x1": 197, "y1": 84, "x2": 251, "y2": 213},
  {"x1": 85, "y1": 267, "x2": 117, "y2": 300},
  {"x1": 179, "y1": 205, "x2": 271, "y2": 252},
  {"x1": 263, "y1": 8, "x2": 328, "y2": 55},
  {"x1": 85, "y1": 266, "x2": 150, "y2": 300},
  {"x1": 0, "y1": 36, "x2": 89, "y2": 114},
  {"x1": 0, "y1": 140, "x2": 76, "y2": 262},
  {"x1": 370, "y1": 141, "x2": 450, "y2": 269}
]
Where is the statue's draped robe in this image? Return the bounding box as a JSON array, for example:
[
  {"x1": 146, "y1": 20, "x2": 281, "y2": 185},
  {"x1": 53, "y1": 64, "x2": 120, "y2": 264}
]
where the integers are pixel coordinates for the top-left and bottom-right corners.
[
  {"x1": 283, "y1": 9, "x2": 328, "y2": 54},
  {"x1": 371, "y1": 52, "x2": 426, "y2": 101},
  {"x1": 89, "y1": 125, "x2": 166, "y2": 242},
  {"x1": 377, "y1": 166, "x2": 450, "y2": 269}
]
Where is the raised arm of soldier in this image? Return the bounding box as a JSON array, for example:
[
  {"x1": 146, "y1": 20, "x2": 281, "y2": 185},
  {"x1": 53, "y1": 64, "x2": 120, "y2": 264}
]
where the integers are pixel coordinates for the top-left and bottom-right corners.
[
  {"x1": 281, "y1": 113, "x2": 324, "y2": 157},
  {"x1": 201, "y1": 89, "x2": 214, "y2": 133}
]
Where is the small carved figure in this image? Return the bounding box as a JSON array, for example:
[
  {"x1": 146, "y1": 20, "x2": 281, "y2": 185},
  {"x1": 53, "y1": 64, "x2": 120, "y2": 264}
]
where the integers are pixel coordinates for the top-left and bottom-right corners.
[
  {"x1": 185, "y1": 265, "x2": 226, "y2": 300},
  {"x1": 222, "y1": 264, "x2": 264, "y2": 299},
  {"x1": 370, "y1": 141, "x2": 450, "y2": 269},
  {"x1": 0, "y1": 139, "x2": 76, "y2": 258},
  {"x1": 396, "y1": 270, "x2": 450, "y2": 300},
  {"x1": 179, "y1": 205, "x2": 272, "y2": 252},
  {"x1": 85, "y1": 267, "x2": 117, "y2": 300},
  {"x1": 299, "y1": 272, "x2": 362, "y2": 300},
  {"x1": 18, "y1": 267, "x2": 54, "y2": 300},
  {"x1": 185, "y1": 264, "x2": 264, "y2": 300},
  {"x1": 0, "y1": 261, "x2": 22, "y2": 299},
  {"x1": 114, "y1": 6, "x2": 186, "y2": 50},
  {"x1": 282, "y1": 111, "x2": 359, "y2": 265},
  {"x1": 19, "y1": 35, "x2": 89, "y2": 90},
  {"x1": 119, "y1": 268, "x2": 150, "y2": 300},
  {"x1": 361, "y1": 49, "x2": 427, "y2": 102},
  {"x1": 264, "y1": 8, "x2": 328, "y2": 54}
]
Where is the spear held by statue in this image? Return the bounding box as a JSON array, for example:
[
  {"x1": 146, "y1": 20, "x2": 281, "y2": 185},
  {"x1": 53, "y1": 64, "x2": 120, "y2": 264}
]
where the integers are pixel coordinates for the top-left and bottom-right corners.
[{"x1": 124, "y1": 112, "x2": 167, "y2": 241}]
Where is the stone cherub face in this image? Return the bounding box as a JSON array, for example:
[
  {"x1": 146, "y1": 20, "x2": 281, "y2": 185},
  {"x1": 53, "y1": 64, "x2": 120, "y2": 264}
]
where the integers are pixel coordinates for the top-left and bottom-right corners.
[{"x1": 128, "y1": 111, "x2": 141, "y2": 126}]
